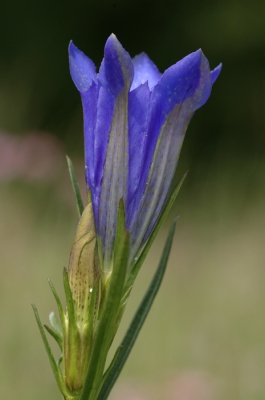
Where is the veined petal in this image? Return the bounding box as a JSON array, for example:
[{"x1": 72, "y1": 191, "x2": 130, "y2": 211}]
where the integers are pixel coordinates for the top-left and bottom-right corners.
[
  {"x1": 98, "y1": 91, "x2": 128, "y2": 269},
  {"x1": 127, "y1": 50, "x2": 209, "y2": 233},
  {"x1": 92, "y1": 84, "x2": 115, "y2": 220},
  {"x1": 69, "y1": 41, "x2": 96, "y2": 92},
  {"x1": 96, "y1": 34, "x2": 134, "y2": 269},
  {"x1": 131, "y1": 53, "x2": 161, "y2": 91},
  {"x1": 129, "y1": 101, "x2": 193, "y2": 260},
  {"x1": 128, "y1": 50, "x2": 214, "y2": 259},
  {"x1": 141, "y1": 101, "x2": 192, "y2": 244},
  {"x1": 127, "y1": 82, "x2": 151, "y2": 224},
  {"x1": 81, "y1": 82, "x2": 98, "y2": 191}
]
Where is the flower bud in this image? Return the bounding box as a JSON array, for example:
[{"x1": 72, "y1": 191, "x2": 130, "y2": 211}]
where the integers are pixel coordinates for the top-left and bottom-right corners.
[
  {"x1": 64, "y1": 200, "x2": 101, "y2": 392},
  {"x1": 68, "y1": 201, "x2": 100, "y2": 326}
]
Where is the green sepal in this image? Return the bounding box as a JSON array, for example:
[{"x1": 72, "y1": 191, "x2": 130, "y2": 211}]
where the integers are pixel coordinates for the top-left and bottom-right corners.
[
  {"x1": 98, "y1": 198, "x2": 126, "y2": 319},
  {"x1": 63, "y1": 267, "x2": 76, "y2": 327},
  {"x1": 112, "y1": 285, "x2": 133, "y2": 341},
  {"x1": 80, "y1": 231, "x2": 130, "y2": 400},
  {"x1": 125, "y1": 172, "x2": 187, "y2": 291},
  {"x1": 43, "y1": 311, "x2": 63, "y2": 350},
  {"x1": 49, "y1": 311, "x2": 63, "y2": 339},
  {"x1": 48, "y1": 278, "x2": 66, "y2": 333},
  {"x1": 113, "y1": 198, "x2": 126, "y2": 261},
  {"x1": 97, "y1": 218, "x2": 178, "y2": 400},
  {"x1": 31, "y1": 304, "x2": 75, "y2": 400},
  {"x1": 44, "y1": 323, "x2": 63, "y2": 351},
  {"x1": 120, "y1": 284, "x2": 133, "y2": 308},
  {"x1": 66, "y1": 155, "x2": 84, "y2": 217}
]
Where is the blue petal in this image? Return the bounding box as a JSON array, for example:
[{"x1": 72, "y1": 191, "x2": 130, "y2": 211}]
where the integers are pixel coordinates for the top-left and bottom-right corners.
[
  {"x1": 152, "y1": 49, "x2": 212, "y2": 116},
  {"x1": 128, "y1": 102, "x2": 193, "y2": 259},
  {"x1": 127, "y1": 82, "x2": 151, "y2": 224},
  {"x1": 95, "y1": 34, "x2": 134, "y2": 268},
  {"x1": 128, "y1": 50, "x2": 214, "y2": 258},
  {"x1": 92, "y1": 84, "x2": 115, "y2": 222},
  {"x1": 127, "y1": 50, "x2": 210, "y2": 233},
  {"x1": 131, "y1": 53, "x2": 161, "y2": 91},
  {"x1": 69, "y1": 41, "x2": 96, "y2": 93},
  {"x1": 211, "y1": 63, "x2": 222, "y2": 84},
  {"x1": 97, "y1": 92, "x2": 129, "y2": 268},
  {"x1": 141, "y1": 102, "x2": 192, "y2": 243},
  {"x1": 147, "y1": 50, "x2": 212, "y2": 170},
  {"x1": 98, "y1": 34, "x2": 134, "y2": 96},
  {"x1": 81, "y1": 82, "x2": 98, "y2": 190}
]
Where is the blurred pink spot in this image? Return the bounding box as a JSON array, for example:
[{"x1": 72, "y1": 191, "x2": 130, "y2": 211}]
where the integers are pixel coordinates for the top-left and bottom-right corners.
[
  {"x1": 110, "y1": 384, "x2": 149, "y2": 400},
  {"x1": 0, "y1": 131, "x2": 63, "y2": 182},
  {"x1": 167, "y1": 371, "x2": 215, "y2": 400}
]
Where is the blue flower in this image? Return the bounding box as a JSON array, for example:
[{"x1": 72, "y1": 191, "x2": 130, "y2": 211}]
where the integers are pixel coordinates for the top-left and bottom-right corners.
[{"x1": 69, "y1": 34, "x2": 221, "y2": 271}]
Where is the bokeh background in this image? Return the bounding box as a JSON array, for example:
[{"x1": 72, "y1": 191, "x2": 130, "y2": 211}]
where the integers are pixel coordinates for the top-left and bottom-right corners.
[{"x1": 1, "y1": 0, "x2": 265, "y2": 399}]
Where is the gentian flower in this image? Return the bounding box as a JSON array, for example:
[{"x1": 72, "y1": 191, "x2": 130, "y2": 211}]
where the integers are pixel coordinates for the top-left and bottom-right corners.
[
  {"x1": 69, "y1": 34, "x2": 221, "y2": 273},
  {"x1": 33, "y1": 34, "x2": 221, "y2": 400}
]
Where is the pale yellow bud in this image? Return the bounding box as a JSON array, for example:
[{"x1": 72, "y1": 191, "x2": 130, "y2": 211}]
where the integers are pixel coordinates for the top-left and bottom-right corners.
[
  {"x1": 68, "y1": 201, "x2": 100, "y2": 328},
  {"x1": 64, "y1": 201, "x2": 101, "y2": 392}
]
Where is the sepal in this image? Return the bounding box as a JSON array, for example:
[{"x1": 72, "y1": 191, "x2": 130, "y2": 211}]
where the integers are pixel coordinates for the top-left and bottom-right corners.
[
  {"x1": 48, "y1": 278, "x2": 66, "y2": 332},
  {"x1": 49, "y1": 311, "x2": 63, "y2": 338},
  {"x1": 66, "y1": 155, "x2": 84, "y2": 217},
  {"x1": 31, "y1": 304, "x2": 76, "y2": 400},
  {"x1": 44, "y1": 311, "x2": 63, "y2": 350}
]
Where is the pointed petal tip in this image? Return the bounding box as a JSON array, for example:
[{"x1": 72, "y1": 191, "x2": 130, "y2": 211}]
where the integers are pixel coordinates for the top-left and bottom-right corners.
[
  {"x1": 195, "y1": 49, "x2": 222, "y2": 85},
  {"x1": 100, "y1": 33, "x2": 134, "y2": 94},
  {"x1": 105, "y1": 33, "x2": 120, "y2": 50},
  {"x1": 211, "y1": 63, "x2": 222, "y2": 84},
  {"x1": 131, "y1": 52, "x2": 161, "y2": 91},
  {"x1": 192, "y1": 48, "x2": 204, "y2": 60},
  {"x1": 68, "y1": 40, "x2": 82, "y2": 58},
  {"x1": 68, "y1": 40, "x2": 75, "y2": 52},
  {"x1": 69, "y1": 41, "x2": 96, "y2": 93},
  {"x1": 196, "y1": 49, "x2": 222, "y2": 84},
  {"x1": 68, "y1": 40, "x2": 81, "y2": 59}
]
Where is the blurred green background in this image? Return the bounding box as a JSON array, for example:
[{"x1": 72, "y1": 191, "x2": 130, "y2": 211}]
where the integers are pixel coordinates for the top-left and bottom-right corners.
[{"x1": 1, "y1": 0, "x2": 265, "y2": 399}]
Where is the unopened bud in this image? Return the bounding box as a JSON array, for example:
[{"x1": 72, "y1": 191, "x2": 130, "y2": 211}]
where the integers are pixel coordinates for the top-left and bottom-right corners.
[
  {"x1": 65, "y1": 200, "x2": 101, "y2": 392},
  {"x1": 68, "y1": 201, "x2": 100, "y2": 327}
]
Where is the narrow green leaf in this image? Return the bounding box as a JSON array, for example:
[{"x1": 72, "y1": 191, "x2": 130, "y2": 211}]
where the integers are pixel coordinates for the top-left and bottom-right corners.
[
  {"x1": 80, "y1": 232, "x2": 130, "y2": 400},
  {"x1": 31, "y1": 304, "x2": 73, "y2": 399},
  {"x1": 44, "y1": 324, "x2": 63, "y2": 350},
  {"x1": 98, "y1": 219, "x2": 177, "y2": 400},
  {"x1": 99, "y1": 346, "x2": 122, "y2": 390},
  {"x1": 125, "y1": 172, "x2": 187, "y2": 291},
  {"x1": 66, "y1": 155, "x2": 84, "y2": 217},
  {"x1": 48, "y1": 279, "x2": 66, "y2": 333}
]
